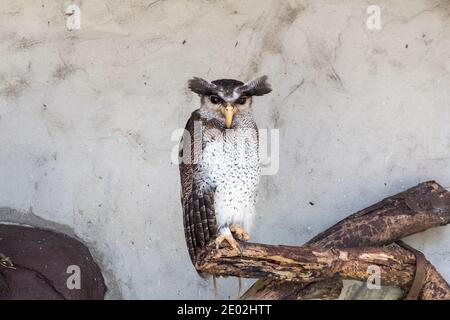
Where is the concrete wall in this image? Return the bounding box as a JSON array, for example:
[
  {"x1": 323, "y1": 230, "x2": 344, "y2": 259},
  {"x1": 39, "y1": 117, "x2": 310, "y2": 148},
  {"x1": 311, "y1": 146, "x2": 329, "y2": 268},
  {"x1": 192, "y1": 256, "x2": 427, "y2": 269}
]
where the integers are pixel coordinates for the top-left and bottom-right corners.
[{"x1": 0, "y1": 0, "x2": 449, "y2": 299}]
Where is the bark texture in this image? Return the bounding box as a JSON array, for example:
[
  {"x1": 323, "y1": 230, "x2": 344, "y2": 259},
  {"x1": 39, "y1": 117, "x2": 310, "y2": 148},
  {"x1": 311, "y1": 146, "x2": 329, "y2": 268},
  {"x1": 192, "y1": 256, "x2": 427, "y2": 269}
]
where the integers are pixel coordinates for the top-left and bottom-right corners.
[{"x1": 196, "y1": 181, "x2": 450, "y2": 300}]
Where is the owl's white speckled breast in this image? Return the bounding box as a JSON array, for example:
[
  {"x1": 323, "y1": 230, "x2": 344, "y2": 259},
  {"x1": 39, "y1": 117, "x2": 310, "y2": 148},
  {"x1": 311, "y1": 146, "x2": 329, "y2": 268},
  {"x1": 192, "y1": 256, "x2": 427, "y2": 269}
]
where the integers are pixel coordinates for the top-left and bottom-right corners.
[{"x1": 198, "y1": 124, "x2": 260, "y2": 232}]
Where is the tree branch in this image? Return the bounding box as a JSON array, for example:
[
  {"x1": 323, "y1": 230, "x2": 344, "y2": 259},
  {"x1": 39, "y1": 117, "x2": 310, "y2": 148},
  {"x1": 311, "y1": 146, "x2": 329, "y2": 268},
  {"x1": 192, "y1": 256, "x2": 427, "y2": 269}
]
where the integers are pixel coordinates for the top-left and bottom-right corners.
[
  {"x1": 197, "y1": 242, "x2": 417, "y2": 287},
  {"x1": 197, "y1": 181, "x2": 450, "y2": 300}
]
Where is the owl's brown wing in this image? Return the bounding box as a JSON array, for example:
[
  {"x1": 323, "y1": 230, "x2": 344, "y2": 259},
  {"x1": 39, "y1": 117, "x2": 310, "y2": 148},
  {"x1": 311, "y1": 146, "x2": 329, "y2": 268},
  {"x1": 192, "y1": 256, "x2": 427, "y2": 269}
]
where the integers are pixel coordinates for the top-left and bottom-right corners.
[{"x1": 179, "y1": 110, "x2": 218, "y2": 265}]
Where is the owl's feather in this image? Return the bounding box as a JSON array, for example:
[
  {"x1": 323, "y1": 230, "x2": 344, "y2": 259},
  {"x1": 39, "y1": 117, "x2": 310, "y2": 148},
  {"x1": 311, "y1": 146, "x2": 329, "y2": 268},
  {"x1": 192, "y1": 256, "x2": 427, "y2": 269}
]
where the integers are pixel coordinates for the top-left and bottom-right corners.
[
  {"x1": 181, "y1": 76, "x2": 270, "y2": 266},
  {"x1": 236, "y1": 75, "x2": 272, "y2": 96},
  {"x1": 179, "y1": 110, "x2": 218, "y2": 264},
  {"x1": 188, "y1": 77, "x2": 218, "y2": 96}
]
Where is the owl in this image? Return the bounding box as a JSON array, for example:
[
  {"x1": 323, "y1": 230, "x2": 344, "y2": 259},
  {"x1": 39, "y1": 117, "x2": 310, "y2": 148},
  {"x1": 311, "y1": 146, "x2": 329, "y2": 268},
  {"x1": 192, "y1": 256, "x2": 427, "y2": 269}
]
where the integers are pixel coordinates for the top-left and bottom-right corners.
[{"x1": 179, "y1": 75, "x2": 272, "y2": 266}]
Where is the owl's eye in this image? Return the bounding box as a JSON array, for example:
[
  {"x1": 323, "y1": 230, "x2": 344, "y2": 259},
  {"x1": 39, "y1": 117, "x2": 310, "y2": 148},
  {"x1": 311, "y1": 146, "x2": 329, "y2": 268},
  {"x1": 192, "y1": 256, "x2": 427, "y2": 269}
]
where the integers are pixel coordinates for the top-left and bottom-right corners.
[
  {"x1": 236, "y1": 96, "x2": 247, "y2": 105},
  {"x1": 209, "y1": 95, "x2": 222, "y2": 104}
]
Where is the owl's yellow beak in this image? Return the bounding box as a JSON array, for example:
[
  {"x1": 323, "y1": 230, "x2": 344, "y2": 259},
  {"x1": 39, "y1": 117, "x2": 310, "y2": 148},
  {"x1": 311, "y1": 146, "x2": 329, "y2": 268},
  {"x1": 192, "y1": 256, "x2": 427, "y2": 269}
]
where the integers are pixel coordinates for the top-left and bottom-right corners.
[{"x1": 222, "y1": 104, "x2": 235, "y2": 129}]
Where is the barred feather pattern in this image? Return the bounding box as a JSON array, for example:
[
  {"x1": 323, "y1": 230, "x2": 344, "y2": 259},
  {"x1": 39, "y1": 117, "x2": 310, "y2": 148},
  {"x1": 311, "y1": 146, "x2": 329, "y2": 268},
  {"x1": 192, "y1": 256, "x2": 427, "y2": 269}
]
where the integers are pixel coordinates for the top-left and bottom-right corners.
[
  {"x1": 179, "y1": 111, "x2": 220, "y2": 264},
  {"x1": 179, "y1": 109, "x2": 259, "y2": 266},
  {"x1": 235, "y1": 75, "x2": 272, "y2": 96}
]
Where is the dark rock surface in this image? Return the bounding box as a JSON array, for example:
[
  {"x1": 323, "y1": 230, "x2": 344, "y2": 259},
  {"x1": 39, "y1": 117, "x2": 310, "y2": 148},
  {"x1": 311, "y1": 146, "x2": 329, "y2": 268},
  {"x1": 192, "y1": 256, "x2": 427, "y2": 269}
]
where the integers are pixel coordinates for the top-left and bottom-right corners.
[{"x1": 0, "y1": 224, "x2": 106, "y2": 300}]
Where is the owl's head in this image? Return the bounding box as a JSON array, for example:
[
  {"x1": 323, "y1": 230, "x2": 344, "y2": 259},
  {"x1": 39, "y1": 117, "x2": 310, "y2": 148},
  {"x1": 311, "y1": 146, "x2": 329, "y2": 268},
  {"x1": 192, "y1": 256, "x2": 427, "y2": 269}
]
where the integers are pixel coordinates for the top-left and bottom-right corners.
[{"x1": 188, "y1": 76, "x2": 272, "y2": 128}]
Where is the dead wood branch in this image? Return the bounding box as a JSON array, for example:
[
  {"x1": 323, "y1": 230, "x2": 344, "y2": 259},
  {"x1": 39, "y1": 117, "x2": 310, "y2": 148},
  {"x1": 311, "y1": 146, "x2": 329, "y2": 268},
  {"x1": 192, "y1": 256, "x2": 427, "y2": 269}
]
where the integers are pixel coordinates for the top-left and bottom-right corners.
[
  {"x1": 197, "y1": 181, "x2": 450, "y2": 300},
  {"x1": 197, "y1": 241, "x2": 418, "y2": 287}
]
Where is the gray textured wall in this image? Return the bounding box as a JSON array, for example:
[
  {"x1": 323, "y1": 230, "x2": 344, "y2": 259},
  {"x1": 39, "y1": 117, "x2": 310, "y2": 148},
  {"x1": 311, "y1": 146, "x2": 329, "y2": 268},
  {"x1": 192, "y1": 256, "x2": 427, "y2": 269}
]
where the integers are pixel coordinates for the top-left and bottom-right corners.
[{"x1": 0, "y1": 0, "x2": 449, "y2": 299}]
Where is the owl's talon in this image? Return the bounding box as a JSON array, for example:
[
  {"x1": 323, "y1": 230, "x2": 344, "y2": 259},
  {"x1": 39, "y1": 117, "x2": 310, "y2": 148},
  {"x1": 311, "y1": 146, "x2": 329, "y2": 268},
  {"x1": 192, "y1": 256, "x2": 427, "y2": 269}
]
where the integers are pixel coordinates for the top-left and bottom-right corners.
[
  {"x1": 230, "y1": 224, "x2": 250, "y2": 241},
  {"x1": 215, "y1": 234, "x2": 242, "y2": 254}
]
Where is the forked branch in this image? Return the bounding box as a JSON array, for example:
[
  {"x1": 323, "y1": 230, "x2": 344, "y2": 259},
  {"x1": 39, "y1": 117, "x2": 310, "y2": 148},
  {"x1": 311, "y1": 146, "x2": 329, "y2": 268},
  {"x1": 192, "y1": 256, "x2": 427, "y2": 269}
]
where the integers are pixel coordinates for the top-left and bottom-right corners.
[{"x1": 196, "y1": 181, "x2": 450, "y2": 300}]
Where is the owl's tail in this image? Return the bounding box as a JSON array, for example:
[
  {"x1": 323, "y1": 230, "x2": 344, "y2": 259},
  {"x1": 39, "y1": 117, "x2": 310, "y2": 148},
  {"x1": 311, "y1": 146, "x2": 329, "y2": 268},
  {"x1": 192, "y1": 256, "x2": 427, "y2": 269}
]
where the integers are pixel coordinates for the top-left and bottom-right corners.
[
  {"x1": 213, "y1": 275, "x2": 218, "y2": 298},
  {"x1": 237, "y1": 277, "x2": 242, "y2": 299},
  {"x1": 211, "y1": 276, "x2": 243, "y2": 299}
]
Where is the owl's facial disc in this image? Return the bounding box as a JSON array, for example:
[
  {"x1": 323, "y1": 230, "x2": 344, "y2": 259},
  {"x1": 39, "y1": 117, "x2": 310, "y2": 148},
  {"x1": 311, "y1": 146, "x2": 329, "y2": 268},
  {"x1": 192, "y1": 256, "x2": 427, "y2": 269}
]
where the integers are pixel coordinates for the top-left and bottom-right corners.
[{"x1": 209, "y1": 94, "x2": 243, "y2": 128}]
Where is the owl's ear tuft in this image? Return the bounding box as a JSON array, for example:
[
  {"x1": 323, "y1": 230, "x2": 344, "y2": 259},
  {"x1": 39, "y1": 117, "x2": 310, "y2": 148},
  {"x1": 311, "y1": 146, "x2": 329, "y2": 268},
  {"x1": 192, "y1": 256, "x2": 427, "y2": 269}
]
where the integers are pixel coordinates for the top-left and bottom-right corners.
[
  {"x1": 237, "y1": 75, "x2": 272, "y2": 96},
  {"x1": 188, "y1": 77, "x2": 218, "y2": 96}
]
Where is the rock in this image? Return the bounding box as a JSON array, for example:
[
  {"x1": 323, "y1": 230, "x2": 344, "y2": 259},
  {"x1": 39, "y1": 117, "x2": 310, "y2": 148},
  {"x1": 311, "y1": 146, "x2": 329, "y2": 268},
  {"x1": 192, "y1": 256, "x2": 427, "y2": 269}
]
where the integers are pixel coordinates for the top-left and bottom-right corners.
[{"x1": 0, "y1": 224, "x2": 106, "y2": 299}]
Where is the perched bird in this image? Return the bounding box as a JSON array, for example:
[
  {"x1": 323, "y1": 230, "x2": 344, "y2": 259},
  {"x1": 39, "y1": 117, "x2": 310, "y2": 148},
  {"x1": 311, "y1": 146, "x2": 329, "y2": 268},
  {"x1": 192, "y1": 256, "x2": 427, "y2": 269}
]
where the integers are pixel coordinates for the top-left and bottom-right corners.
[{"x1": 179, "y1": 76, "x2": 272, "y2": 267}]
